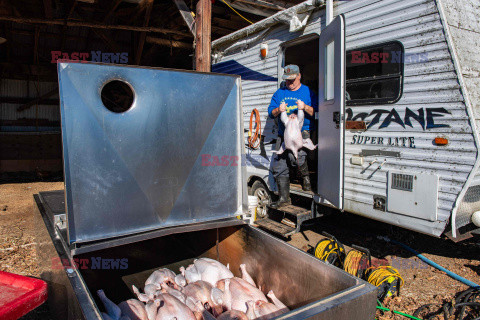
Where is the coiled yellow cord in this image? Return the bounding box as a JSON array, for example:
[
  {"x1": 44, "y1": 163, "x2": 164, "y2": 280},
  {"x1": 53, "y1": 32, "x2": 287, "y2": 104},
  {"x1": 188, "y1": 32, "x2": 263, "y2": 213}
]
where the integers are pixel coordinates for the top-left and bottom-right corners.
[
  {"x1": 367, "y1": 266, "x2": 404, "y2": 296},
  {"x1": 314, "y1": 239, "x2": 345, "y2": 267},
  {"x1": 315, "y1": 239, "x2": 334, "y2": 260},
  {"x1": 344, "y1": 250, "x2": 367, "y2": 277}
]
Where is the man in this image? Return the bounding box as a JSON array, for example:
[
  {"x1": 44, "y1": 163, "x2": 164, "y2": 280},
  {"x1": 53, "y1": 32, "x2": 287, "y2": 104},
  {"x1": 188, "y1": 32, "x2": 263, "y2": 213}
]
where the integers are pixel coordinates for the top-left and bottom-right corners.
[{"x1": 268, "y1": 65, "x2": 318, "y2": 208}]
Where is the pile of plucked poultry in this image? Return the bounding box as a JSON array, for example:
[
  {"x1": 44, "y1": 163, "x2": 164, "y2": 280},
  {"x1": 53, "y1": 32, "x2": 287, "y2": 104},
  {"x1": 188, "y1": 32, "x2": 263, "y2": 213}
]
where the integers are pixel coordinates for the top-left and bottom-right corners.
[{"x1": 98, "y1": 258, "x2": 289, "y2": 320}]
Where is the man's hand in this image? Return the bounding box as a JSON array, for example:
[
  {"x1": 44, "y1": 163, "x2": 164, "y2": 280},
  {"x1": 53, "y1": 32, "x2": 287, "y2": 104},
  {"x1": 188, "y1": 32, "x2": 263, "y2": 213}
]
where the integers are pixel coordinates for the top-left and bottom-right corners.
[
  {"x1": 296, "y1": 100, "x2": 305, "y2": 110},
  {"x1": 279, "y1": 102, "x2": 287, "y2": 113}
]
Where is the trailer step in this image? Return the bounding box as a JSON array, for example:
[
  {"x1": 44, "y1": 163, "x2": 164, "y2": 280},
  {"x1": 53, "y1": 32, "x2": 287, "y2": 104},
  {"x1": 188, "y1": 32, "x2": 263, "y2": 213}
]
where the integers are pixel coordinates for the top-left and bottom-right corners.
[
  {"x1": 264, "y1": 202, "x2": 313, "y2": 235},
  {"x1": 290, "y1": 184, "x2": 314, "y2": 197},
  {"x1": 255, "y1": 218, "x2": 296, "y2": 237},
  {"x1": 269, "y1": 204, "x2": 310, "y2": 218}
]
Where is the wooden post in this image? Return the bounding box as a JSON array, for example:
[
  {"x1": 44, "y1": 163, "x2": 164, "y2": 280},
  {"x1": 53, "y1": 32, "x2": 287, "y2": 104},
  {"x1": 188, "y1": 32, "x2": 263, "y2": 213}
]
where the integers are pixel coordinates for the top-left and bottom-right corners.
[
  {"x1": 135, "y1": 0, "x2": 154, "y2": 65},
  {"x1": 195, "y1": 0, "x2": 211, "y2": 72}
]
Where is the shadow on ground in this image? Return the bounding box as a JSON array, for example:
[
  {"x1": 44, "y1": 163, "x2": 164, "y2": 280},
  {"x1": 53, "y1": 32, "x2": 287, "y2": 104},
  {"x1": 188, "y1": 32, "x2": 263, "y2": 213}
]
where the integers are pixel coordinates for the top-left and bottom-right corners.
[
  {"x1": 300, "y1": 208, "x2": 480, "y2": 261},
  {"x1": 0, "y1": 172, "x2": 63, "y2": 184}
]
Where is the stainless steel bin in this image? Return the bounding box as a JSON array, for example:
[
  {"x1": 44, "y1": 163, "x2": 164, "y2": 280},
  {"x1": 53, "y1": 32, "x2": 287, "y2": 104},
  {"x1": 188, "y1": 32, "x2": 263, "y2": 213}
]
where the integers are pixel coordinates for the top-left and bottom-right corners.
[{"x1": 34, "y1": 191, "x2": 377, "y2": 320}]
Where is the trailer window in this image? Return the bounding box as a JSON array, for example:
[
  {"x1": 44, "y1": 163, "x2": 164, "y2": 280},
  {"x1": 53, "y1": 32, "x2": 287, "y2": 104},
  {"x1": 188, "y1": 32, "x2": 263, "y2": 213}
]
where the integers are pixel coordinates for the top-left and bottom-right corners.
[{"x1": 346, "y1": 41, "x2": 404, "y2": 105}]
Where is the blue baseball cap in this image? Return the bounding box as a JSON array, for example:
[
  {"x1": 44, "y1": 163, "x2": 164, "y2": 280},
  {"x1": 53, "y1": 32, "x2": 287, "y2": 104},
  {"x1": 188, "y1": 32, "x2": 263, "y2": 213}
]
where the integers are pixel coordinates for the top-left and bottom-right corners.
[{"x1": 282, "y1": 64, "x2": 300, "y2": 80}]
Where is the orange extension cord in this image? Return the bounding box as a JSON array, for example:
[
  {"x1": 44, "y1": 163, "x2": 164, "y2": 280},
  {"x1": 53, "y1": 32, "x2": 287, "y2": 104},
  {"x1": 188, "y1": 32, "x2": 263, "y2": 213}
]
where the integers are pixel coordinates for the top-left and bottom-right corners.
[{"x1": 248, "y1": 108, "x2": 261, "y2": 149}]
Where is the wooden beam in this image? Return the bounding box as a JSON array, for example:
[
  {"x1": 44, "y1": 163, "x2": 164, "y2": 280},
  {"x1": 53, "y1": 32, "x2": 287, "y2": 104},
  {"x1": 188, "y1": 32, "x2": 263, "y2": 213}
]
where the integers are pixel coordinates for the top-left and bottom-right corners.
[
  {"x1": 172, "y1": 0, "x2": 195, "y2": 35},
  {"x1": 103, "y1": 0, "x2": 122, "y2": 22},
  {"x1": 43, "y1": 0, "x2": 53, "y2": 19},
  {"x1": 105, "y1": 1, "x2": 143, "y2": 51},
  {"x1": 67, "y1": 0, "x2": 78, "y2": 19},
  {"x1": 69, "y1": 5, "x2": 124, "y2": 54},
  {"x1": 16, "y1": 88, "x2": 58, "y2": 112},
  {"x1": 221, "y1": 9, "x2": 257, "y2": 24},
  {"x1": 92, "y1": 29, "x2": 121, "y2": 52},
  {"x1": 61, "y1": 1, "x2": 78, "y2": 50},
  {"x1": 212, "y1": 5, "x2": 228, "y2": 15},
  {"x1": 231, "y1": 0, "x2": 285, "y2": 11},
  {"x1": 213, "y1": 17, "x2": 248, "y2": 30},
  {"x1": 125, "y1": 4, "x2": 146, "y2": 25},
  {"x1": 146, "y1": 36, "x2": 192, "y2": 49},
  {"x1": 195, "y1": 0, "x2": 211, "y2": 72},
  {"x1": 6, "y1": 0, "x2": 21, "y2": 17},
  {"x1": 33, "y1": 27, "x2": 40, "y2": 64},
  {"x1": 211, "y1": 25, "x2": 233, "y2": 36},
  {"x1": 0, "y1": 15, "x2": 192, "y2": 37},
  {"x1": 135, "y1": 0, "x2": 154, "y2": 65},
  {"x1": 10, "y1": 28, "x2": 134, "y2": 51},
  {"x1": 11, "y1": 28, "x2": 88, "y2": 41}
]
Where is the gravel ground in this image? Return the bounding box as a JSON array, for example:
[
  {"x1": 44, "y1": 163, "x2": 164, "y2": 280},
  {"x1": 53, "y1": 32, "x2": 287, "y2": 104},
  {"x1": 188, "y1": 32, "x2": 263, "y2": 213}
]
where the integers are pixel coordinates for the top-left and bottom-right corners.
[{"x1": 0, "y1": 180, "x2": 479, "y2": 319}]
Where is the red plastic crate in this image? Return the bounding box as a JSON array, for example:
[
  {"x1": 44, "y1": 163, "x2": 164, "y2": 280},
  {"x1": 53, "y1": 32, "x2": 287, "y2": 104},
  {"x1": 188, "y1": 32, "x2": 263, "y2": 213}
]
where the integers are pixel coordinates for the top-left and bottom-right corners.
[{"x1": 0, "y1": 271, "x2": 48, "y2": 320}]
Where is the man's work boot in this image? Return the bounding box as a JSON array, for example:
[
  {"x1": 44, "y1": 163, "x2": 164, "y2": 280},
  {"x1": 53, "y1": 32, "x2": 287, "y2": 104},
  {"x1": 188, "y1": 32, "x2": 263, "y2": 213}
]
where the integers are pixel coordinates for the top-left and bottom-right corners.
[
  {"x1": 299, "y1": 162, "x2": 312, "y2": 192},
  {"x1": 302, "y1": 175, "x2": 312, "y2": 191},
  {"x1": 270, "y1": 176, "x2": 291, "y2": 209}
]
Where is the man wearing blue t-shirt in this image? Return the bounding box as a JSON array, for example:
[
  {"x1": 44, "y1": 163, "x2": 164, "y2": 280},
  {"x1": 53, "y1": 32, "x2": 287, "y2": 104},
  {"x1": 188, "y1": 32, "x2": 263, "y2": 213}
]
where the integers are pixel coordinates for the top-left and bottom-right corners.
[{"x1": 268, "y1": 65, "x2": 318, "y2": 208}]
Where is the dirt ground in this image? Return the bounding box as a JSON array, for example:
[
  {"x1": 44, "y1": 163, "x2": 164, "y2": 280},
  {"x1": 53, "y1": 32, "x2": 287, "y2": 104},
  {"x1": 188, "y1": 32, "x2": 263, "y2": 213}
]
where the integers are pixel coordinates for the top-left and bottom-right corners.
[
  {"x1": 1, "y1": 180, "x2": 479, "y2": 319},
  {"x1": 0, "y1": 179, "x2": 63, "y2": 319},
  {"x1": 287, "y1": 209, "x2": 480, "y2": 319}
]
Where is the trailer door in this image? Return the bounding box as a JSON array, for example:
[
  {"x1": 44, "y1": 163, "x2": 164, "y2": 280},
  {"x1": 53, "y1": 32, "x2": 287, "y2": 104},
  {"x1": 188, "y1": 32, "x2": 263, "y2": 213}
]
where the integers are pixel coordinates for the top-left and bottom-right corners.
[{"x1": 316, "y1": 15, "x2": 345, "y2": 209}]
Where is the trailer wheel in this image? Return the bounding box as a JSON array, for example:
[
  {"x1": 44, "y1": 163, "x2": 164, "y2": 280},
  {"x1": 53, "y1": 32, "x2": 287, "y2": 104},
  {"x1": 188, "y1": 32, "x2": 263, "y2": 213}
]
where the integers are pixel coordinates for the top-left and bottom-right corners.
[{"x1": 249, "y1": 180, "x2": 271, "y2": 219}]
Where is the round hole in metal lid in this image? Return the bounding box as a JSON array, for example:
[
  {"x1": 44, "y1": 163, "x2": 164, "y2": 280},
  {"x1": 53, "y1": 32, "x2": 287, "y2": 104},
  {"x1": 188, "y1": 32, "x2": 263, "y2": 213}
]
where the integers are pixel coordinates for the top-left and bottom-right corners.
[{"x1": 101, "y1": 80, "x2": 134, "y2": 113}]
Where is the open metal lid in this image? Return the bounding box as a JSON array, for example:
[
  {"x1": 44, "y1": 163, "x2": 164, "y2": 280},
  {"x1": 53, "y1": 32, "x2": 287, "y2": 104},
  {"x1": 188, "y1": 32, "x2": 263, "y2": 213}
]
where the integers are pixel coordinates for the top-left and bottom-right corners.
[{"x1": 58, "y1": 62, "x2": 246, "y2": 244}]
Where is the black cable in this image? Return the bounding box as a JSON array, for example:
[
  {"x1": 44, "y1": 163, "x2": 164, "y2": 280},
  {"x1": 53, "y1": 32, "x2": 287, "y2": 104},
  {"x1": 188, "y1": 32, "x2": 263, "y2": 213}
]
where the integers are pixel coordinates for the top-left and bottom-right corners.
[
  {"x1": 413, "y1": 288, "x2": 480, "y2": 320},
  {"x1": 413, "y1": 304, "x2": 443, "y2": 319}
]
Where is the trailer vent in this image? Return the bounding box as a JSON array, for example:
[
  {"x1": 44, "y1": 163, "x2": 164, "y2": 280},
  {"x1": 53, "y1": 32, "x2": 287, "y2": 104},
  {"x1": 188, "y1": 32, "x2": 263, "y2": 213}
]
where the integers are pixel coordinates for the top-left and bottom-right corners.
[
  {"x1": 387, "y1": 171, "x2": 438, "y2": 221},
  {"x1": 391, "y1": 173, "x2": 414, "y2": 192}
]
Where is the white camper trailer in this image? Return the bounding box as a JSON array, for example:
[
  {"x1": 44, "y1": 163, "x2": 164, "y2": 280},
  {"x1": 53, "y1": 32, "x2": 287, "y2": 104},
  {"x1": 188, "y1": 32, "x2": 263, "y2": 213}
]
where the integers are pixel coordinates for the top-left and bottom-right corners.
[{"x1": 211, "y1": 0, "x2": 480, "y2": 239}]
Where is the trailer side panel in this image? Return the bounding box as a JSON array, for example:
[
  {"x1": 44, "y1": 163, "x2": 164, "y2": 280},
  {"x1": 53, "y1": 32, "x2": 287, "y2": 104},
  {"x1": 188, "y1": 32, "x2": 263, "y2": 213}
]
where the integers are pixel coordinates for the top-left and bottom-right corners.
[{"x1": 212, "y1": 0, "x2": 478, "y2": 237}]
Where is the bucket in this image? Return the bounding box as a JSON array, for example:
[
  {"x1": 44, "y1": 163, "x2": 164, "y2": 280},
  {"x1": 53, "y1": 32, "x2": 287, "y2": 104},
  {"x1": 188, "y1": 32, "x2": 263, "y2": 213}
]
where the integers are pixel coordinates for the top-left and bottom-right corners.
[{"x1": 247, "y1": 195, "x2": 258, "y2": 223}]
